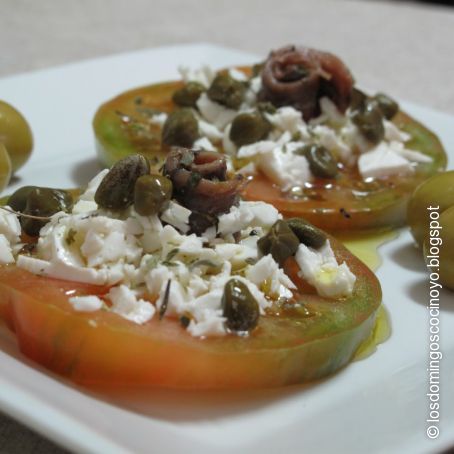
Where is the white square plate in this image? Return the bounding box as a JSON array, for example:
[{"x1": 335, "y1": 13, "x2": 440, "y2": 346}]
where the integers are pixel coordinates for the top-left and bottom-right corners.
[{"x1": 0, "y1": 44, "x2": 453, "y2": 454}]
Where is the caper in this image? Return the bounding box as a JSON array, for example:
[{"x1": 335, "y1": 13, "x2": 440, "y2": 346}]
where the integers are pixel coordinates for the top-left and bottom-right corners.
[
  {"x1": 286, "y1": 218, "x2": 327, "y2": 249},
  {"x1": 256, "y1": 101, "x2": 277, "y2": 115},
  {"x1": 162, "y1": 109, "x2": 199, "y2": 147},
  {"x1": 134, "y1": 174, "x2": 172, "y2": 216},
  {"x1": 222, "y1": 279, "x2": 260, "y2": 332},
  {"x1": 294, "y1": 144, "x2": 338, "y2": 179},
  {"x1": 351, "y1": 99, "x2": 385, "y2": 144},
  {"x1": 207, "y1": 74, "x2": 245, "y2": 110},
  {"x1": 350, "y1": 87, "x2": 368, "y2": 112},
  {"x1": 172, "y1": 82, "x2": 205, "y2": 108},
  {"x1": 229, "y1": 111, "x2": 271, "y2": 147},
  {"x1": 21, "y1": 188, "x2": 73, "y2": 236},
  {"x1": 95, "y1": 154, "x2": 150, "y2": 210},
  {"x1": 8, "y1": 186, "x2": 36, "y2": 211},
  {"x1": 373, "y1": 92, "x2": 399, "y2": 120},
  {"x1": 257, "y1": 220, "x2": 300, "y2": 265}
]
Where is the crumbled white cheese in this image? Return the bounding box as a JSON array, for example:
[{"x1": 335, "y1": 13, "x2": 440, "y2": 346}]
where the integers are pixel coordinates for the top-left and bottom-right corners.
[
  {"x1": 149, "y1": 112, "x2": 168, "y2": 127},
  {"x1": 384, "y1": 120, "x2": 411, "y2": 142},
  {"x1": 228, "y1": 68, "x2": 248, "y2": 82},
  {"x1": 198, "y1": 119, "x2": 224, "y2": 142},
  {"x1": 312, "y1": 124, "x2": 354, "y2": 164},
  {"x1": 295, "y1": 240, "x2": 356, "y2": 298},
  {"x1": 160, "y1": 201, "x2": 191, "y2": 233},
  {"x1": 265, "y1": 106, "x2": 309, "y2": 138},
  {"x1": 178, "y1": 65, "x2": 215, "y2": 88},
  {"x1": 358, "y1": 142, "x2": 414, "y2": 179},
  {"x1": 196, "y1": 93, "x2": 237, "y2": 130},
  {"x1": 0, "y1": 206, "x2": 21, "y2": 243},
  {"x1": 237, "y1": 140, "x2": 276, "y2": 158},
  {"x1": 222, "y1": 124, "x2": 237, "y2": 155},
  {"x1": 109, "y1": 285, "x2": 155, "y2": 324},
  {"x1": 193, "y1": 136, "x2": 216, "y2": 152},
  {"x1": 69, "y1": 295, "x2": 104, "y2": 312},
  {"x1": 0, "y1": 234, "x2": 14, "y2": 264}
]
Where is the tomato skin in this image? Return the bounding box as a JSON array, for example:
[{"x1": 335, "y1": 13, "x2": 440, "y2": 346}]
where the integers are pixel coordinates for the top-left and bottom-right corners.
[{"x1": 0, "y1": 236, "x2": 381, "y2": 389}]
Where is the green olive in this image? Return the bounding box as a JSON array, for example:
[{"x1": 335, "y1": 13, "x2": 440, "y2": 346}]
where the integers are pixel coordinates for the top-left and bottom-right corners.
[
  {"x1": 257, "y1": 220, "x2": 300, "y2": 265},
  {"x1": 423, "y1": 205, "x2": 454, "y2": 291},
  {"x1": 222, "y1": 279, "x2": 260, "y2": 331},
  {"x1": 408, "y1": 171, "x2": 454, "y2": 248},
  {"x1": 373, "y1": 93, "x2": 399, "y2": 120},
  {"x1": 295, "y1": 144, "x2": 338, "y2": 179},
  {"x1": 229, "y1": 111, "x2": 271, "y2": 147},
  {"x1": 95, "y1": 154, "x2": 150, "y2": 210},
  {"x1": 0, "y1": 143, "x2": 12, "y2": 193},
  {"x1": 162, "y1": 109, "x2": 199, "y2": 147},
  {"x1": 172, "y1": 82, "x2": 205, "y2": 108},
  {"x1": 0, "y1": 100, "x2": 33, "y2": 173},
  {"x1": 21, "y1": 187, "x2": 73, "y2": 236},
  {"x1": 207, "y1": 74, "x2": 245, "y2": 110},
  {"x1": 351, "y1": 99, "x2": 385, "y2": 144},
  {"x1": 286, "y1": 218, "x2": 327, "y2": 249},
  {"x1": 8, "y1": 185, "x2": 36, "y2": 211},
  {"x1": 134, "y1": 174, "x2": 172, "y2": 216}
]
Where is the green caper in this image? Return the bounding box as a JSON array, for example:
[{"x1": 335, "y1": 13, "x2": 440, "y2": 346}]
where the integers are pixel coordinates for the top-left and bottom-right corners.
[
  {"x1": 21, "y1": 188, "x2": 73, "y2": 236},
  {"x1": 222, "y1": 279, "x2": 260, "y2": 332},
  {"x1": 8, "y1": 186, "x2": 36, "y2": 212},
  {"x1": 257, "y1": 220, "x2": 300, "y2": 265},
  {"x1": 207, "y1": 74, "x2": 245, "y2": 110},
  {"x1": 134, "y1": 174, "x2": 172, "y2": 216},
  {"x1": 351, "y1": 99, "x2": 385, "y2": 144},
  {"x1": 162, "y1": 109, "x2": 199, "y2": 147},
  {"x1": 294, "y1": 144, "x2": 338, "y2": 179},
  {"x1": 172, "y1": 82, "x2": 205, "y2": 108},
  {"x1": 256, "y1": 101, "x2": 277, "y2": 115},
  {"x1": 286, "y1": 218, "x2": 327, "y2": 249},
  {"x1": 229, "y1": 111, "x2": 271, "y2": 147},
  {"x1": 373, "y1": 92, "x2": 399, "y2": 120},
  {"x1": 95, "y1": 154, "x2": 150, "y2": 210}
]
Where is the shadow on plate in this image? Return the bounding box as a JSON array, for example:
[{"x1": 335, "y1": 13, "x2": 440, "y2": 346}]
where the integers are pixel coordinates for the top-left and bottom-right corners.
[
  {"x1": 390, "y1": 241, "x2": 426, "y2": 273},
  {"x1": 71, "y1": 157, "x2": 102, "y2": 187},
  {"x1": 406, "y1": 278, "x2": 454, "y2": 313}
]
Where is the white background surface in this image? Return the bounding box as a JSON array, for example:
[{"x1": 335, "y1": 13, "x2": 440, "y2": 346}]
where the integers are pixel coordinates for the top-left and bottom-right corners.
[{"x1": 0, "y1": 43, "x2": 453, "y2": 454}]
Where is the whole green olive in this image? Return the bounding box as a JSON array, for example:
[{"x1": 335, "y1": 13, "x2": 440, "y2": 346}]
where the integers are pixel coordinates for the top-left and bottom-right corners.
[
  {"x1": 8, "y1": 185, "x2": 36, "y2": 211},
  {"x1": 172, "y1": 82, "x2": 205, "y2": 108},
  {"x1": 207, "y1": 74, "x2": 245, "y2": 110},
  {"x1": 0, "y1": 143, "x2": 12, "y2": 193},
  {"x1": 408, "y1": 171, "x2": 454, "y2": 248},
  {"x1": 423, "y1": 205, "x2": 454, "y2": 291},
  {"x1": 162, "y1": 109, "x2": 199, "y2": 147},
  {"x1": 286, "y1": 218, "x2": 327, "y2": 249},
  {"x1": 0, "y1": 100, "x2": 33, "y2": 173},
  {"x1": 134, "y1": 174, "x2": 172, "y2": 216},
  {"x1": 21, "y1": 187, "x2": 73, "y2": 236},
  {"x1": 222, "y1": 279, "x2": 260, "y2": 331},
  {"x1": 229, "y1": 111, "x2": 271, "y2": 147},
  {"x1": 295, "y1": 144, "x2": 338, "y2": 179},
  {"x1": 95, "y1": 154, "x2": 150, "y2": 210},
  {"x1": 373, "y1": 93, "x2": 399, "y2": 120},
  {"x1": 257, "y1": 220, "x2": 300, "y2": 265},
  {"x1": 351, "y1": 99, "x2": 385, "y2": 144}
]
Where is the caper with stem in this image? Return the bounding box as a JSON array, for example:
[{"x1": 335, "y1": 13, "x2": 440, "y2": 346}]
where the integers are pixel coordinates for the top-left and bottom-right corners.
[
  {"x1": 21, "y1": 187, "x2": 73, "y2": 236},
  {"x1": 95, "y1": 154, "x2": 150, "y2": 210},
  {"x1": 229, "y1": 111, "x2": 271, "y2": 147},
  {"x1": 222, "y1": 279, "x2": 260, "y2": 332},
  {"x1": 134, "y1": 174, "x2": 172, "y2": 216},
  {"x1": 172, "y1": 82, "x2": 205, "y2": 108},
  {"x1": 162, "y1": 109, "x2": 199, "y2": 147},
  {"x1": 207, "y1": 74, "x2": 245, "y2": 110},
  {"x1": 257, "y1": 219, "x2": 300, "y2": 265}
]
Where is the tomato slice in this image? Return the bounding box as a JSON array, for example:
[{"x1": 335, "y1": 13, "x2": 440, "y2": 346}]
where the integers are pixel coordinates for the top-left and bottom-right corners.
[
  {"x1": 93, "y1": 69, "x2": 446, "y2": 231},
  {"x1": 0, "y1": 235, "x2": 381, "y2": 389}
]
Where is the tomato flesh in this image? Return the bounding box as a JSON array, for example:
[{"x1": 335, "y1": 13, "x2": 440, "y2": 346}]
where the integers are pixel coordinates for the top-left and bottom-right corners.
[
  {"x1": 93, "y1": 71, "x2": 446, "y2": 231},
  {"x1": 0, "y1": 237, "x2": 381, "y2": 389}
]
